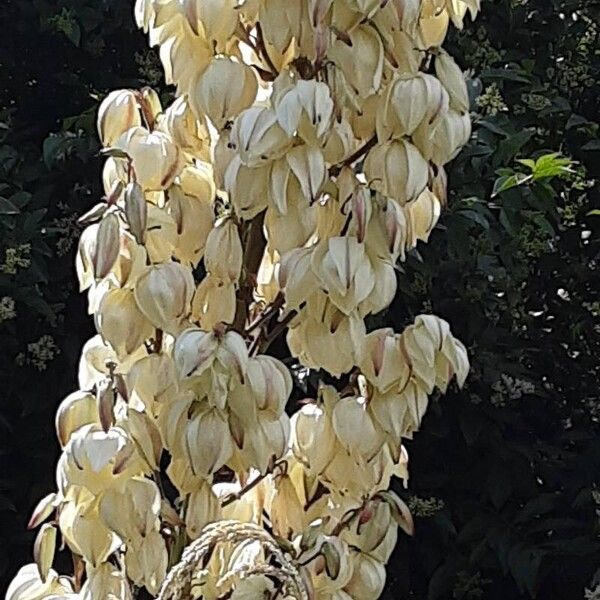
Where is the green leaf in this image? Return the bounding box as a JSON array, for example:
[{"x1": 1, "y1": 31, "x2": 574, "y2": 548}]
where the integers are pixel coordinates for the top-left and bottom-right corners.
[
  {"x1": 487, "y1": 463, "x2": 513, "y2": 509},
  {"x1": 531, "y1": 153, "x2": 573, "y2": 180},
  {"x1": 492, "y1": 173, "x2": 532, "y2": 197},
  {"x1": 581, "y1": 139, "x2": 600, "y2": 152},
  {"x1": 481, "y1": 68, "x2": 532, "y2": 84},
  {"x1": 428, "y1": 562, "x2": 460, "y2": 600},
  {"x1": 0, "y1": 197, "x2": 19, "y2": 215},
  {"x1": 565, "y1": 114, "x2": 592, "y2": 130},
  {"x1": 42, "y1": 135, "x2": 62, "y2": 168},
  {"x1": 457, "y1": 209, "x2": 490, "y2": 230},
  {"x1": 64, "y1": 20, "x2": 81, "y2": 46},
  {"x1": 514, "y1": 493, "x2": 559, "y2": 523},
  {"x1": 9, "y1": 191, "x2": 32, "y2": 208},
  {"x1": 495, "y1": 130, "x2": 535, "y2": 165},
  {"x1": 516, "y1": 158, "x2": 536, "y2": 171},
  {"x1": 529, "y1": 213, "x2": 555, "y2": 236},
  {"x1": 508, "y1": 545, "x2": 544, "y2": 596}
]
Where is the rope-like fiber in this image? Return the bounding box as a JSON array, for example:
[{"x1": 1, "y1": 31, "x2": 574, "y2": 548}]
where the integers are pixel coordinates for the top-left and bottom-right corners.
[{"x1": 156, "y1": 520, "x2": 309, "y2": 600}]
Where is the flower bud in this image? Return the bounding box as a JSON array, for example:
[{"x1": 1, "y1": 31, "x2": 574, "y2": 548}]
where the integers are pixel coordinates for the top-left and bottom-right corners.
[
  {"x1": 358, "y1": 328, "x2": 411, "y2": 393},
  {"x1": 76, "y1": 223, "x2": 99, "y2": 292},
  {"x1": 124, "y1": 182, "x2": 148, "y2": 245},
  {"x1": 291, "y1": 402, "x2": 336, "y2": 474},
  {"x1": 286, "y1": 145, "x2": 327, "y2": 204},
  {"x1": 224, "y1": 156, "x2": 271, "y2": 220},
  {"x1": 191, "y1": 57, "x2": 258, "y2": 128},
  {"x1": 27, "y1": 493, "x2": 57, "y2": 531},
  {"x1": 247, "y1": 355, "x2": 292, "y2": 417},
  {"x1": 168, "y1": 178, "x2": 214, "y2": 267},
  {"x1": 204, "y1": 218, "x2": 243, "y2": 282},
  {"x1": 185, "y1": 405, "x2": 234, "y2": 477},
  {"x1": 310, "y1": 236, "x2": 375, "y2": 315},
  {"x1": 140, "y1": 86, "x2": 162, "y2": 123},
  {"x1": 97, "y1": 89, "x2": 141, "y2": 147},
  {"x1": 229, "y1": 106, "x2": 292, "y2": 168},
  {"x1": 93, "y1": 213, "x2": 121, "y2": 280},
  {"x1": 364, "y1": 140, "x2": 429, "y2": 204},
  {"x1": 268, "y1": 474, "x2": 305, "y2": 538},
  {"x1": 55, "y1": 390, "x2": 98, "y2": 447},
  {"x1": 330, "y1": 25, "x2": 384, "y2": 97},
  {"x1": 158, "y1": 95, "x2": 211, "y2": 161},
  {"x1": 114, "y1": 127, "x2": 183, "y2": 191},
  {"x1": 343, "y1": 551, "x2": 386, "y2": 598},
  {"x1": 186, "y1": 481, "x2": 221, "y2": 539},
  {"x1": 332, "y1": 395, "x2": 384, "y2": 462},
  {"x1": 6, "y1": 564, "x2": 73, "y2": 600},
  {"x1": 96, "y1": 288, "x2": 153, "y2": 359},
  {"x1": 385, "y1": 74, "x2": 428, "y2": 136},
  {"x1": 124, "y1": 529, "x2": 167, "y2": 595},
  {"x1": 274, "y1": 79, "x2": 334, "y2": 143},
  {"x1": 191, "y1": 275, "x2": 237, "y2": 329},
  {"x1": 239, "y1": 412, "x2": 290, "y2": 475},
  {"x1": 33, "y1": 524, "x2": 56, "y2": 583},
  {"x1": 121, "y1": 409, "x2": 162, "y2": 470},
  {"x1": 57, "y1": 424, "x2": 144, "y2": 496},
  {"x1": 95, "y1": 377, "x2": 115, "y2": 433},
  {"x1": 134, "y1": 262, "x2": 195, "y2": 334},
  {"x1": 99, "y1": 477, "x2": 161, "y2": 542},
  {"x1": 435, "y1": 49, "x2": 470, "y2": 112},
  {"x1": 80, "y1": 563, "x2": 132, "y2": 600},
  {"x1": 182, "y1": 0, "x2": 238, "y2": 50}
]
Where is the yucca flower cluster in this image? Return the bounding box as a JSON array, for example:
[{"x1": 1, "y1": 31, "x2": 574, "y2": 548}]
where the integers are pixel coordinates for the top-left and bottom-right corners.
[{"x1": 8, "y1": 0, "x2": 479, "y2": 598}]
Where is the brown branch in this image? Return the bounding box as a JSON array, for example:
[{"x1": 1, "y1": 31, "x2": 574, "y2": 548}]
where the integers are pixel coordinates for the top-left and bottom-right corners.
[
  {"x1": 258, "y1": 309, "x2": 298, "y2": 354},
  {"x1": 245, "y1": 293, "x2": 285, "y2": 335},
  {"x1": 221, "y1": 460, "x2": 286, "y2": 507},
  {"x1": 331, "y1": 508, "x2": 360, "y2": 537},
  {"x1": 233, "y1": 211, "x2": 267, "y2": 333},
  {"x1": 329, "y1": 135, "x2": 378, "y2": 177}
]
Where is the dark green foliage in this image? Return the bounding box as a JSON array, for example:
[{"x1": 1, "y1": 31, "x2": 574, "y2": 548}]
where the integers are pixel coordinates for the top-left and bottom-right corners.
[
  {"x1": 0, "y1": 0, "x2": 598, "y2": 597},
  {"x1": 0, "y1": 0, "x2": 157, "y2": 587},
  {"x1": 382, "y1": 1, "x2": 600, "y2": 597}
]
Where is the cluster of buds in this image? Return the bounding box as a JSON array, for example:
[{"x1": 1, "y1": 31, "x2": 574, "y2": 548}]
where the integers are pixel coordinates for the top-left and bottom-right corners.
[{"x1": 8, "y1": 0, "x2": 479, "y2": 598}]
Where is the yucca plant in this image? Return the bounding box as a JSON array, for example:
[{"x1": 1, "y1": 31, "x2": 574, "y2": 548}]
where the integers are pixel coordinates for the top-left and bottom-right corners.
[{"x1": 8, "y1": 1, "x2": 481, "y2": 598}]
